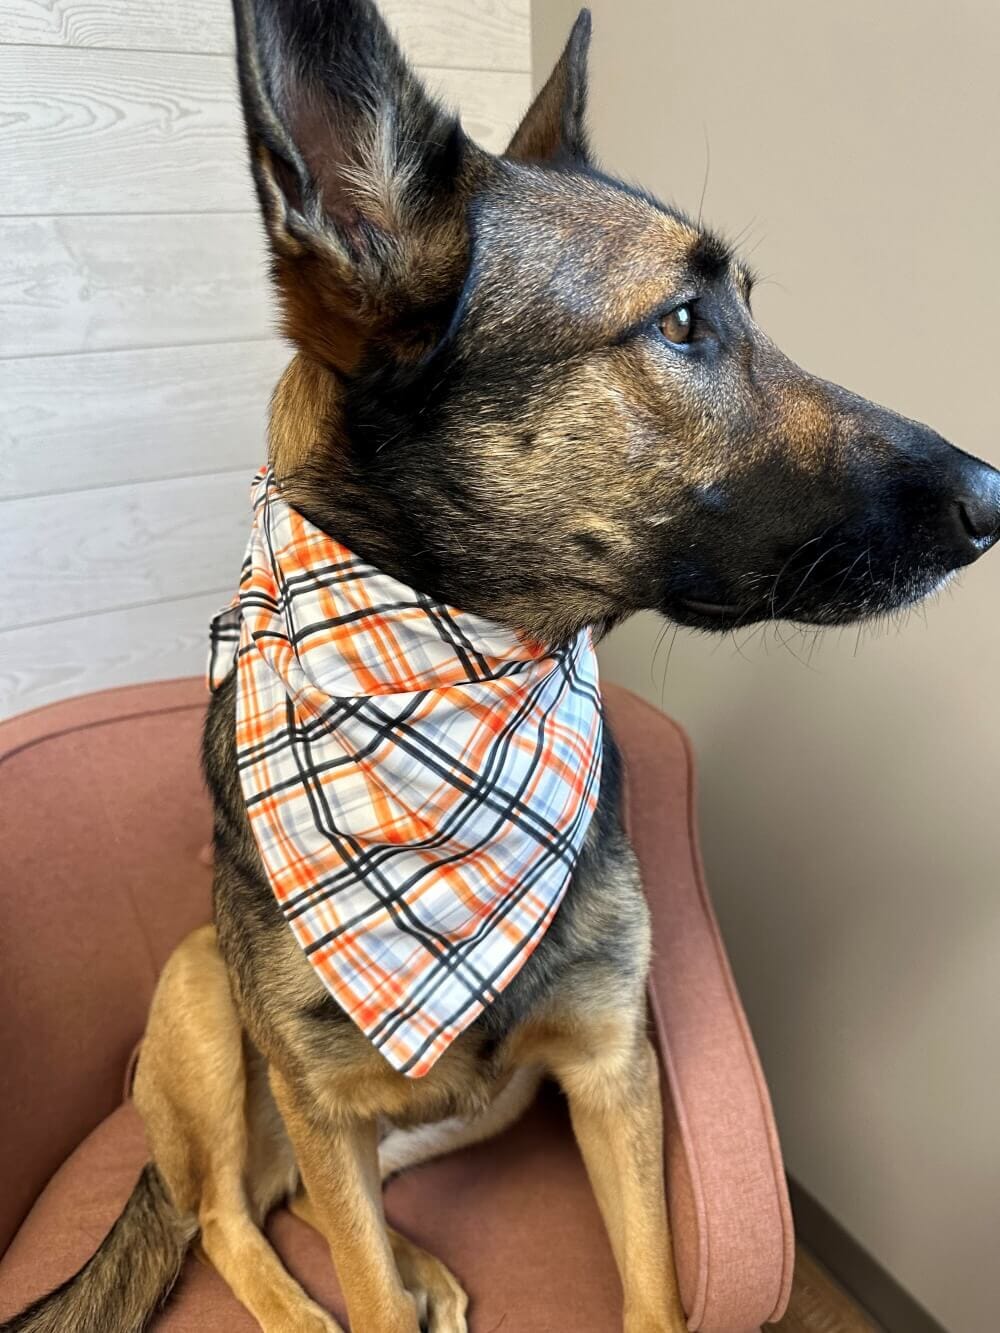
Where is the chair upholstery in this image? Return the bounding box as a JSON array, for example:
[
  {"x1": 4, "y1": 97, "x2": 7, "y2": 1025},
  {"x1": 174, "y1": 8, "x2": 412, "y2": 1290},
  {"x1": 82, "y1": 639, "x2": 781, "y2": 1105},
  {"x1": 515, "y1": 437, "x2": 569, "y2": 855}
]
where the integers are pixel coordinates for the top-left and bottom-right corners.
[{"x1": 0, "y1": 679, "x2": 793, "y2": 1332}]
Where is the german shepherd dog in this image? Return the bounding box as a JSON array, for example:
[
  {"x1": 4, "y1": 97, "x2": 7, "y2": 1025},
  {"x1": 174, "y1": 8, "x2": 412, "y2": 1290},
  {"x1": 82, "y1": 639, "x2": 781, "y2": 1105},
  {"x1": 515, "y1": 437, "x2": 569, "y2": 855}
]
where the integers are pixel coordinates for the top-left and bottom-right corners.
[{"x1": 6, "y1": 3, "x2": 1000, "y2": 1332}]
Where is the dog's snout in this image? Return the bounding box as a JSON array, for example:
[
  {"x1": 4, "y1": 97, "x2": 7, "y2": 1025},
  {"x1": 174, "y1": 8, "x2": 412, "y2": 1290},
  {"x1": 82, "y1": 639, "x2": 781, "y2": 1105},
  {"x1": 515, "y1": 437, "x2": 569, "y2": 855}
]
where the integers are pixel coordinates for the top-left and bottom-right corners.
[{"x1": 947, "y1": 456, "x2": 1000, "y2": 562}]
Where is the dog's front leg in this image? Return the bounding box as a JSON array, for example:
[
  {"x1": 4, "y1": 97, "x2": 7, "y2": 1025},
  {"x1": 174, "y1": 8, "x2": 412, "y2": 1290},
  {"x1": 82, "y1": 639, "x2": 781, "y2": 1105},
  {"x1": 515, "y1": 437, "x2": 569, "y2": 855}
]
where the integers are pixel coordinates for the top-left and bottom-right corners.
[
  {"x1": 270, "y1": 1069, "x2": 420, "y2": 1333},
  {"x1": 553, "y1": 1033, "x2": 687, "y2": 1333}
]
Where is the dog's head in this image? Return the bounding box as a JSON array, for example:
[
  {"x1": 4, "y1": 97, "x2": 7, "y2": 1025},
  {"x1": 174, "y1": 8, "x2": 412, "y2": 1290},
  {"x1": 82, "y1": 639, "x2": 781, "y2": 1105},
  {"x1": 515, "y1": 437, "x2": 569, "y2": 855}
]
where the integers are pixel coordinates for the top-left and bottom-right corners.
[{"x1": 233, "y1": 0, "x2": 1000, "y2": 641}]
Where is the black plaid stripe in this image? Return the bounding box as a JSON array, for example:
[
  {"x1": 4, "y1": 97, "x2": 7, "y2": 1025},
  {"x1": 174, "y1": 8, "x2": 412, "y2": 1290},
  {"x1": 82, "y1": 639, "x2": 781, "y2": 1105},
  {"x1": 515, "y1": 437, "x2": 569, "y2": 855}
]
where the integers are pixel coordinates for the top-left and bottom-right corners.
[{"x1": 277, "y1": 637, "x2": 598, "y2": 917}]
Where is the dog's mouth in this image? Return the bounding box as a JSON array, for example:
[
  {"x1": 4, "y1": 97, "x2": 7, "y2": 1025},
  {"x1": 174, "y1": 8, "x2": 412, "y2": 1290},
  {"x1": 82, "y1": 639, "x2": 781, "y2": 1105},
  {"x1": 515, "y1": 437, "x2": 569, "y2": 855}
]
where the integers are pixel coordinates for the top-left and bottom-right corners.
[
  {"x1": 669, "y1": 559, "x2": 954, "y2": 633},
  {"x1": 672, "y1": 596, "x2": 746, "y2": 628}
]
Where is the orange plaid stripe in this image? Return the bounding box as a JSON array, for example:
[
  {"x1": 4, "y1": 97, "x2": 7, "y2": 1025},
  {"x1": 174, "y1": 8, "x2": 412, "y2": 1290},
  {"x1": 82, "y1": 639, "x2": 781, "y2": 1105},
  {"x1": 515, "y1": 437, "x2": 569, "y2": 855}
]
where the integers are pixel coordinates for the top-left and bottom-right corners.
[{"x1": 209, "y1": 469, "x2": 602, "y2": 1077}]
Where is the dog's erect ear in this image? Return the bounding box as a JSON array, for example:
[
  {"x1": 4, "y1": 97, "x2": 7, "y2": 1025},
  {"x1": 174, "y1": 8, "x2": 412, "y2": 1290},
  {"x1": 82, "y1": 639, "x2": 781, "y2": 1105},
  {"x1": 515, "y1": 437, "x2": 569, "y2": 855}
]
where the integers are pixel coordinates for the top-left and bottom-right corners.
[
  {"x1": 506, "y1": 9, "x2": 591, "y2": 166},
  {"x1": 232, "y1": 0, "x2": 478, "y2": 369}
]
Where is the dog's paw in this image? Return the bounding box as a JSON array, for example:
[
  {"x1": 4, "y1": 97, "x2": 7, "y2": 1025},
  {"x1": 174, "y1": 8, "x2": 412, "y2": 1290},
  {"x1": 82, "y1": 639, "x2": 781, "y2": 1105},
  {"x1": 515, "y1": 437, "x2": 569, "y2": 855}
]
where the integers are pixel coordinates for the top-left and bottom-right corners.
[
  {"x1": 412, "y1": 1279, "x2": 468, "y2": 1333},
  {"x1": 409, "y1": 1265, "x2": 469, "y2": 1333},
  {"x1": 390, "y1": 1230, "x2": 468, "y2": 1333}
]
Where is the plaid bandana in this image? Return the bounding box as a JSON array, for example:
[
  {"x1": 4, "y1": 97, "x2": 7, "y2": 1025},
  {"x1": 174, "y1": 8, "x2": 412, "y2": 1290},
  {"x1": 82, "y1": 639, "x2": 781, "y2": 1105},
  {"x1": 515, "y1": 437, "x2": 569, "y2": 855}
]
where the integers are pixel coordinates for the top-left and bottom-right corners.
[{"x1": 209, "y1": 468, "x2": 603, "y2": 1077}]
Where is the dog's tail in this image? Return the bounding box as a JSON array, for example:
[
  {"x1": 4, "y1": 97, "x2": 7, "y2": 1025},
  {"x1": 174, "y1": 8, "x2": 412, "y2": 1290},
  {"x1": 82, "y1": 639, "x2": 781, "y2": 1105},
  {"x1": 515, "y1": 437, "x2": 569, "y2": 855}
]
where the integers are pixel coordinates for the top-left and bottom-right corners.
[{"x1": 0, "y1": 1164, "x2": 197, "y2": 1333}]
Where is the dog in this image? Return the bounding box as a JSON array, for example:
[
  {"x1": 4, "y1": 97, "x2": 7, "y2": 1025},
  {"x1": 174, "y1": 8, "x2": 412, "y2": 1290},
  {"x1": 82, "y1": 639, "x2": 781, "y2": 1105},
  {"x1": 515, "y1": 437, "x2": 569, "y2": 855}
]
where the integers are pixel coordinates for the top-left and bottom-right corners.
[{"x1": 5, "y1": 3, "x2": 999, "y2": 1332}]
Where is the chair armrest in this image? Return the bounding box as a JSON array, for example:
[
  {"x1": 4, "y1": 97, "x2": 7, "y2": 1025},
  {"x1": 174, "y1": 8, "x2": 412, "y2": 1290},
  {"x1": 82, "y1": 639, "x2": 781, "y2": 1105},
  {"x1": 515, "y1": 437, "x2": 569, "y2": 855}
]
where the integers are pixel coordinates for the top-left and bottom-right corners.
[
  {"x1": 0, "y1": 680, "x2": 212, "y2": 1254},
  {"x1": 605, "y1": 685, "x2": 794, "y2": 1332}
]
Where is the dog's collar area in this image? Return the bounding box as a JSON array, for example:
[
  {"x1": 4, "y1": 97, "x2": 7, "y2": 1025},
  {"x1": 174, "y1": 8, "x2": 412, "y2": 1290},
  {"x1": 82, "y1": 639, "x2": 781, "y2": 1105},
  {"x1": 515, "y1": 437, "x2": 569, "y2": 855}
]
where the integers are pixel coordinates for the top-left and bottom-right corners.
[
  {"x1": 210, "y1": 468, "x2": 560, "y2": 700},
  {"x1": 207, "y1": 466, "x2": 604, "y2": 1078}
]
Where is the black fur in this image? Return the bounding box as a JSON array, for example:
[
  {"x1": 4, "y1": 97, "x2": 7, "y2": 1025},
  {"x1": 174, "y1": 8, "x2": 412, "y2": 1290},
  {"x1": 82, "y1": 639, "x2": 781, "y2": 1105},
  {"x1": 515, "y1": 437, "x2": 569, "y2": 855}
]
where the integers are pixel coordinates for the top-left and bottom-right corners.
[{"x1": 232, "y1": 0, "x2": 466, "y2": 240}]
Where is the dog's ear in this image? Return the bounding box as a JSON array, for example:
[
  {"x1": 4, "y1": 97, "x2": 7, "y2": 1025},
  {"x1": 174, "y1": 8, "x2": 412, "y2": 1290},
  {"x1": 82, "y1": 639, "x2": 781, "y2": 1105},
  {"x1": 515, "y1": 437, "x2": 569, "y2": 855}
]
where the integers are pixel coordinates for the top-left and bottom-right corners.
[
  {"x1": 232, "y1": 0, "x2": 479, "y2": 369},
  {"x1": 506, "y1": 9, "x2": 591, "y2": 166}
]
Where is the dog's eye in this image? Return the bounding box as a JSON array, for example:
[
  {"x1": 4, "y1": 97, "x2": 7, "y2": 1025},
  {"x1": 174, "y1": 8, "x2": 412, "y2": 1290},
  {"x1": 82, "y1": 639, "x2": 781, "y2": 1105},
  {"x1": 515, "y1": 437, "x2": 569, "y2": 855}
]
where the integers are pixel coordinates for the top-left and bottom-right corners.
[{"x1": 660, "y1": 305, "x2": 694, "y2": 346}]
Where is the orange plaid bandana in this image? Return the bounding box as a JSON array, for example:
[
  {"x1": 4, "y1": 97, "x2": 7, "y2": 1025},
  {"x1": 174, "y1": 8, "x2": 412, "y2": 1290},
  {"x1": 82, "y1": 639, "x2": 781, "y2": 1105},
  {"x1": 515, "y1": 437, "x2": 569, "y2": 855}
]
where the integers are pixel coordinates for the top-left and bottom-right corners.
[{"x1": 209, "y1": 468, "x2": 603, "y2": 1077}]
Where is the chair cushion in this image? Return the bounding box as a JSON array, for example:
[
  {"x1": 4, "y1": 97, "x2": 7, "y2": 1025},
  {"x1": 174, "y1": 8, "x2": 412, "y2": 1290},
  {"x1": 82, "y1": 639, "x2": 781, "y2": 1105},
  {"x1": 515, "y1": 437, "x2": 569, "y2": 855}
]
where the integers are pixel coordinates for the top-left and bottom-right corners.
[{"x1": 0, "y1": 1088, "x2": 624, "y2": 1331}]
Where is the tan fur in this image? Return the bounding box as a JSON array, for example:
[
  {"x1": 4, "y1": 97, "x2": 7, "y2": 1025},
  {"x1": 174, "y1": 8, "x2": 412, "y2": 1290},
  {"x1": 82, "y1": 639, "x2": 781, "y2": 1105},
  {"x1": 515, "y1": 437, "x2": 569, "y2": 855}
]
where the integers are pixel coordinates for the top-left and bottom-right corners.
[
  {"x1": 268, "y1": 354, "x2": 341, "y2": 480},
  {"x1": 134, "y1": 928, "x2": 336, "y2": 1332},
  {"x1": 554, "y1": 1039, "x2": 685, "y2": 1333},
  {"x1": 130, "y1": 911, "x2": 685, "y2": 1333}
]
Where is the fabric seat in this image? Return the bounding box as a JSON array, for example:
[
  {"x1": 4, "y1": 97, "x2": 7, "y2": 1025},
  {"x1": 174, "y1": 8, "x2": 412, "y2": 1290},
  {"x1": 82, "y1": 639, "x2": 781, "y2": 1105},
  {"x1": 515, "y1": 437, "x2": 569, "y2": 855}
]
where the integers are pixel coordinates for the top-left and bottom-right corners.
[
  {"x1": 0, "y1": 1091, "x2": 626, "y2": 1331},
  {"x1": 0, "y1": 679, "x2": 793, "y2": 1331}
]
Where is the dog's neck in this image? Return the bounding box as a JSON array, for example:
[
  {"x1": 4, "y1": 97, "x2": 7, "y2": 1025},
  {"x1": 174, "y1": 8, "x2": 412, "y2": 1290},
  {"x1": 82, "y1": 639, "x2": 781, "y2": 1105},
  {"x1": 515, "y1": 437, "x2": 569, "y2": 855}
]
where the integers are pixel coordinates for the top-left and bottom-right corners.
[
  {"x1": 267, "y1": 353, "x2": 437, "y2": 595},
  {"x1": 268, "y1": 354, "x2": 340, "y2": 482},
  {"x1": 266, "y1": 354, "x2": 617, "y2": 647}
]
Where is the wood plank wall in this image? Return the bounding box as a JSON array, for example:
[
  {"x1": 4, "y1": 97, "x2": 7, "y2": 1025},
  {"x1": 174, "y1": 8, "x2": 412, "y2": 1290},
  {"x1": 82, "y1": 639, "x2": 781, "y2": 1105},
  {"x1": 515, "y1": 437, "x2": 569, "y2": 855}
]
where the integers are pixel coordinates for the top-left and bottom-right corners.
[{"x1": 0, "y1": 0, "x2": 531, "y2": 718}]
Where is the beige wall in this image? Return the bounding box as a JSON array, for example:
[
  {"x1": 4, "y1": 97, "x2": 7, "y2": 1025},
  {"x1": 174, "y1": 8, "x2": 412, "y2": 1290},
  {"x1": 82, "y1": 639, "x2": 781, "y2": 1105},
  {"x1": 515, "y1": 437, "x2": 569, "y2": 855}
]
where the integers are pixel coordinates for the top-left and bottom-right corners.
[
  {"x1": 0, "y1": 0, "x2": 530, "y2": 718},
  {"x1": 535, "y1": 3, "x2": 1000, "y2": 1330}
]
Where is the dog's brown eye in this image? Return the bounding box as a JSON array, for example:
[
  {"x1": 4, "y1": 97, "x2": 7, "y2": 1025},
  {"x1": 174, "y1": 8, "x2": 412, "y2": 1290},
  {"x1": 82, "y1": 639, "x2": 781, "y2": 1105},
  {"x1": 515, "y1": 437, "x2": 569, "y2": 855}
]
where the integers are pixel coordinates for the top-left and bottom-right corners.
[{"x1": 660, "y1": 305, "x2": 694, "y2": 345}]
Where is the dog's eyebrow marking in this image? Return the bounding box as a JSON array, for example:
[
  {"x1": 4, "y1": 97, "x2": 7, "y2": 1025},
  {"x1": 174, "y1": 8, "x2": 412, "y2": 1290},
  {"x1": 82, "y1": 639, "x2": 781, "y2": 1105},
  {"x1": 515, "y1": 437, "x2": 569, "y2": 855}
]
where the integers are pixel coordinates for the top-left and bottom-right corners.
[
  {"x1": 736, "y1": 264, "x2": 757, "y2": 304},
  {"x1": 687, "y1": 231, "x2": 732, "y2": 283}
]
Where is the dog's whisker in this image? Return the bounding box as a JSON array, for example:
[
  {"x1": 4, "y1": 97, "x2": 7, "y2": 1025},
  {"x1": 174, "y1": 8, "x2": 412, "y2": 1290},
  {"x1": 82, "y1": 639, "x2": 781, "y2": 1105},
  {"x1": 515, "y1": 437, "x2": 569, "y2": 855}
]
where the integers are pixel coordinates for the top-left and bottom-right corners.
[
  {"x1": 649, "y1": 621, "x2": 672, "y2": 686},
  {"x1": 775, "y1": 540, "x2": 847, "y2": 616},
  {"x1": 696, "y1": 125, "x2": 711, "y2": 229},
  {"x1": 658, "y1": 624, "x2": 682, "y2": 710}
]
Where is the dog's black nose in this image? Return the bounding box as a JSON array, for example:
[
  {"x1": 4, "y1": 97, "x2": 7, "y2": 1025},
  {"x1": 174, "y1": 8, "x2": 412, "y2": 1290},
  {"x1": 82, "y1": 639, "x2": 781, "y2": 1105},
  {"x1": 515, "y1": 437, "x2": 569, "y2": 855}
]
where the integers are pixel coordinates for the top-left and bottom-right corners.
[
  {"x1": 956, "y1": 490, "x2": 1000, "y2": 543},
  {"x1": 949, "y1": 457, "x2": 1000, "y2": 560}
]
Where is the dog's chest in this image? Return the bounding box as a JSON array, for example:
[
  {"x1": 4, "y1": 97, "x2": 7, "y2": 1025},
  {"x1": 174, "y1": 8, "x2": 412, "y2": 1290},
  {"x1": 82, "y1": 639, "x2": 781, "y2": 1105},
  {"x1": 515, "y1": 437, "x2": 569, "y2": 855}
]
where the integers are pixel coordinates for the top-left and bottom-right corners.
[{"x1": 207, "y1": 673, "x2": 649, "y2": 1108}]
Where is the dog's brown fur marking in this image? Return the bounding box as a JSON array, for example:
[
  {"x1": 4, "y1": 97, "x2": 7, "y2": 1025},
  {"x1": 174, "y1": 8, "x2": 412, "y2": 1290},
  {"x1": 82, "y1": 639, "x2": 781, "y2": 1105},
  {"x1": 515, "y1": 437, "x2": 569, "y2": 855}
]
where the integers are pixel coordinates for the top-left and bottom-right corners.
[{"x1": 268, "y1": 355, "x2": 340, "y2": 481}]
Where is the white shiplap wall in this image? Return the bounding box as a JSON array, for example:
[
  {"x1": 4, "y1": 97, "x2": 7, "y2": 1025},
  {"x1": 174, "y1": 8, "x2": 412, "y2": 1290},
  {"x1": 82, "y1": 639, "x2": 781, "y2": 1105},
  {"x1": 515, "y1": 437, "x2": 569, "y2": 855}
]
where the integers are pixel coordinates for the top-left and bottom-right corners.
[{"x1": 0, "y1": 0, "x2": 531, "y2": 718}]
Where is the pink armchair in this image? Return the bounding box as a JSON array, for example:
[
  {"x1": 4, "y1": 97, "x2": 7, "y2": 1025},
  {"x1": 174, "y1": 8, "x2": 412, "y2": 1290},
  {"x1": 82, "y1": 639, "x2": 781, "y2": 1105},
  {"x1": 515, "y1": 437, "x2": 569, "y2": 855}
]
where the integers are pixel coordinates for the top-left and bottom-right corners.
[{"x1": 0, "y1": 679, "x2": 792, "y2": 1331}]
